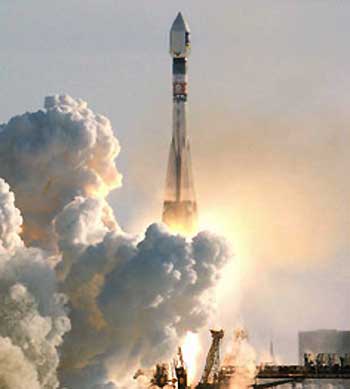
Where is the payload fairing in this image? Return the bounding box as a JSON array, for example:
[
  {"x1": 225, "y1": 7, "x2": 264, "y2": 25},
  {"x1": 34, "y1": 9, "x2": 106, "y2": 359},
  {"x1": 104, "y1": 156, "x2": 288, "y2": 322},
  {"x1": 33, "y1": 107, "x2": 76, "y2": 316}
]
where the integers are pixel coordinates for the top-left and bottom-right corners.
[{"x1": 162, "y1": 12, "x2": 198, "y2": 235}]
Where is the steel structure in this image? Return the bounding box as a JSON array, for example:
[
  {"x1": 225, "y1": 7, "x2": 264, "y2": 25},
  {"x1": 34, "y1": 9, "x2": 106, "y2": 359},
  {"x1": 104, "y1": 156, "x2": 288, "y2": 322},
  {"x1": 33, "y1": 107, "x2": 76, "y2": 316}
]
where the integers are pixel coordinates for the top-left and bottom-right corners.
[
  {"x1": 173, "y1": 347, "x2": 188, "y2": 389},
  {"x1": 199, "y1": 330, "x2": 225, "y2": 385},
  {"x1": 253, "y1": 363, "x2": 350, "y2": 388}
]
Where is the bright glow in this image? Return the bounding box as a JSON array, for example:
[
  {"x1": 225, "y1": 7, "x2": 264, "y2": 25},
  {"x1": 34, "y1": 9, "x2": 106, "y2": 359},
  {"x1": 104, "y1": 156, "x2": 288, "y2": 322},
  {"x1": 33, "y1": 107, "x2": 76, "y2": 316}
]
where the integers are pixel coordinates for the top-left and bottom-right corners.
[
  {"x1": 85, "y1": 182, "x2": 110, "y2": 199},
  {"x1": 182, "y1": 332, "x2": 201, "y2": 385},
  {"x1": 198, "y1": 209, "x2": 253, "y2": 331},
  {"x1": 165, "y1": 220, "x2": 196, "y2": 237},
  {"x1": 198, "y1": 208, "x2": 254, "y2": 277}
]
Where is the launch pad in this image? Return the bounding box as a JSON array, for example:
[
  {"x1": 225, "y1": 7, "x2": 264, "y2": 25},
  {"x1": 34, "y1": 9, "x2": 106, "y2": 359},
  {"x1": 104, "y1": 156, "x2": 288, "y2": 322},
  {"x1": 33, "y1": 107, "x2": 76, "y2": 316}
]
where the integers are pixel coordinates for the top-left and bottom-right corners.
[
  {"x1": 137, "y1": 327, "x2": 350, "y2": 389},
  {"x1": 195, "y1": 329, "x2": 350, "y2": 388}
]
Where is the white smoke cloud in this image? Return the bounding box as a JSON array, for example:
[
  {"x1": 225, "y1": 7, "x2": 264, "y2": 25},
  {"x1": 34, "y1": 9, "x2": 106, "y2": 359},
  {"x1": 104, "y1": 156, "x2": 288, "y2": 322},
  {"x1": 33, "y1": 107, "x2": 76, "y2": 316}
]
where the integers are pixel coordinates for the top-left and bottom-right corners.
[
  {"x1": 0, "y1": 95, "x2": 232, "y2": 388},
  {"x1": 55, "y1": 196, "x2": 230, "y2": 387},
  {"x1": 0, "y1": 336, "x2": 40, "y2": 389},
  {"x1": 0, "y1": 95, "x2": 121, "y2": 249},
  {"x1": 0, "y1": 178, "x2": 71, "y2": 389},
  {"x1": 0, "y1": 179, "x2": 23, "y2": 254}
]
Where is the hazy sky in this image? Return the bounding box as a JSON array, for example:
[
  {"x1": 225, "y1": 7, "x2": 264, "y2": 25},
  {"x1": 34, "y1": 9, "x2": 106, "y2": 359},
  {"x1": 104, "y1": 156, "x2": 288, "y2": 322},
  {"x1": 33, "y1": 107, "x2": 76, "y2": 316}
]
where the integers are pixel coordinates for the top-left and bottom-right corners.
[{"x1": 2, "y1": 0, "x2": 350, "y2": 364}]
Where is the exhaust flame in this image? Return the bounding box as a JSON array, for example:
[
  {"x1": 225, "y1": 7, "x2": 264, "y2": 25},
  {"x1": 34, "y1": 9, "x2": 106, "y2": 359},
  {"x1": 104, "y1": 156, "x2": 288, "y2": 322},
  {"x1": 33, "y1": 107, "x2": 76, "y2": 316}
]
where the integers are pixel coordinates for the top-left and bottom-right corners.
[
  {"x1": 182, "y1": 332, "x2": 201, "y2": 385},
  {"x1": 164, "y1": 219, "x2": 197, "y2": 238}
]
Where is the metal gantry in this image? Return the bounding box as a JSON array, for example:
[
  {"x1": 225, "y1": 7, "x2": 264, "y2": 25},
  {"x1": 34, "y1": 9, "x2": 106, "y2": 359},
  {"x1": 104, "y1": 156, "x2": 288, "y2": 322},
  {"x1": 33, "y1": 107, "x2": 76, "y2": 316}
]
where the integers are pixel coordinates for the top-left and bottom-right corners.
[{"x1": 200, "y1": 330, "x2": 225, "y2": 385}]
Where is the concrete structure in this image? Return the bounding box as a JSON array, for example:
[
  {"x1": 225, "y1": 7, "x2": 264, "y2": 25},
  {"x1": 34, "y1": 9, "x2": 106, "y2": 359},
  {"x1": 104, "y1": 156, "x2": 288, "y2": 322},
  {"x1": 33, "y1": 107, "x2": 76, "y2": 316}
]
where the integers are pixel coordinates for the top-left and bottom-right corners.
[
  {"x1": 299, "y1": 330, "x2": 350, "y2": 364},
  {"x1": 162, "y1": 12, "x2": 198, "y2": 235}
]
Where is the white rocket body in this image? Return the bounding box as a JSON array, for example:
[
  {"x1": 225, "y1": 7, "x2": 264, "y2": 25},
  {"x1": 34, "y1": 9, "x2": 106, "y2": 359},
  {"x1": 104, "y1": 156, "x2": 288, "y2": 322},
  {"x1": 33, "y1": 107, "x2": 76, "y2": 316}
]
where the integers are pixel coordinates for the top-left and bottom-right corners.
[
  {"x1": 163, "y1": 13, "x2": 198, "y2": 234},
  {"x1": 169, "y1": 13, "x2": 191, "y2": 59}
]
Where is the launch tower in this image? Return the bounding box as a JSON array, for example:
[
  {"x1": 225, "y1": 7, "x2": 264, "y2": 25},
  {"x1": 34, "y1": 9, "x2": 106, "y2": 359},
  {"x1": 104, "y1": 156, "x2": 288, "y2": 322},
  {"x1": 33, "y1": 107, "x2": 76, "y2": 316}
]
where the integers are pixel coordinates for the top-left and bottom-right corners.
[
  {"x1": 162, "y1": 12, "x2": 198, "y2": 235},
  {"x1": 200, "y1": 329, "x2": 225, "y2": 385}
]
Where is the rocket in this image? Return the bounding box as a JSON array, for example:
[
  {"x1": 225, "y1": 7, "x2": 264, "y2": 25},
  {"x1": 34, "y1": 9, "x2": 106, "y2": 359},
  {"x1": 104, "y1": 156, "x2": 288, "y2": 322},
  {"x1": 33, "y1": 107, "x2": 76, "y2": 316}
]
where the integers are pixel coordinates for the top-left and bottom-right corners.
[{"x1": 162, "y1": 12, "x2": 198, "y2": 235}]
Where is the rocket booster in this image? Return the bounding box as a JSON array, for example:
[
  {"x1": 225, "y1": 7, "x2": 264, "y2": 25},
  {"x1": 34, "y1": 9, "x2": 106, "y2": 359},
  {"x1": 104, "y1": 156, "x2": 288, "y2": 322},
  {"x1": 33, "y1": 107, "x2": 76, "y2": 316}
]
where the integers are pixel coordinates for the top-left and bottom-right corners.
[{"x1": 162, "y1": 12, "x2": 198, "y2": 235}]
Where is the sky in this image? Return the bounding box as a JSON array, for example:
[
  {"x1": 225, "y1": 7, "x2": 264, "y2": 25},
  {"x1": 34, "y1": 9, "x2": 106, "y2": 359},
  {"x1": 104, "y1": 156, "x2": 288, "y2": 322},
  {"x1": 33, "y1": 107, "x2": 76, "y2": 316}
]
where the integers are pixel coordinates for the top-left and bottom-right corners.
[{"x1": 1, "y1": 0, "x2": 350, "y2": 364}]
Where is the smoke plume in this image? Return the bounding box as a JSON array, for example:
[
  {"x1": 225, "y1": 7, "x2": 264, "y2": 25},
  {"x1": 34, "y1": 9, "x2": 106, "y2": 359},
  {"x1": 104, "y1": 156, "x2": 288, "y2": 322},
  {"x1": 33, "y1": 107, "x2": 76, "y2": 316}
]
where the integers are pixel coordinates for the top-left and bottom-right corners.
[
  {"x1": 0, "y1": 95, "x2": 121, "y2": 250},
  {"x1": 0, "y1": 96, "x2": 232, "y2": 388},
  {"x1": 0, "y1": 178, "x2": 71, "y2": 389},
  {"x1": 56, "y1": 196, "x2": 230, "y2": 387},
  {"x1": 0, "y1": 337, "x2": 40, "y2": 389}
]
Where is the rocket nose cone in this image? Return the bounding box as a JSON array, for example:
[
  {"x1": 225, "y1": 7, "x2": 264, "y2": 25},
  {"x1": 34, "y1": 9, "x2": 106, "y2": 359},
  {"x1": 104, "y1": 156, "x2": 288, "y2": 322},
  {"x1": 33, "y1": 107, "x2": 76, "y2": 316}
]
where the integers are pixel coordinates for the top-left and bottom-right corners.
[
  {"x1": 171, "y1": 12, "x2": 190, "y2": 33},
  {"x1": 170, "y1": 12, "x2": 191, "y2": 58}
]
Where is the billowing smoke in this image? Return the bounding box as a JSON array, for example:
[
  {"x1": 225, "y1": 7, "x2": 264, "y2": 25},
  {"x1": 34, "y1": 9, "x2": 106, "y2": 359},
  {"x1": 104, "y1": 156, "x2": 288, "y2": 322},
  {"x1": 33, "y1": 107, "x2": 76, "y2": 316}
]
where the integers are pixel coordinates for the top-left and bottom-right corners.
[
  {"x1": 0, "y1": 178, "x2": 70, "y2": 389},
  {"x1": 0, "y1": 337, "x2": 40, "y2": 389},
  {"x1": 0, "y1": 96, "x2": 232, "y2": 388},
  {"x1": 56, "y1": 196, "x2": 230, "y2": 387},
  {"x1": 0, "y1": 179, "x2": 23, "y2": 254},
  {"x1": 0, "y1": 95, "x2": 121, "y2": 250}
]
